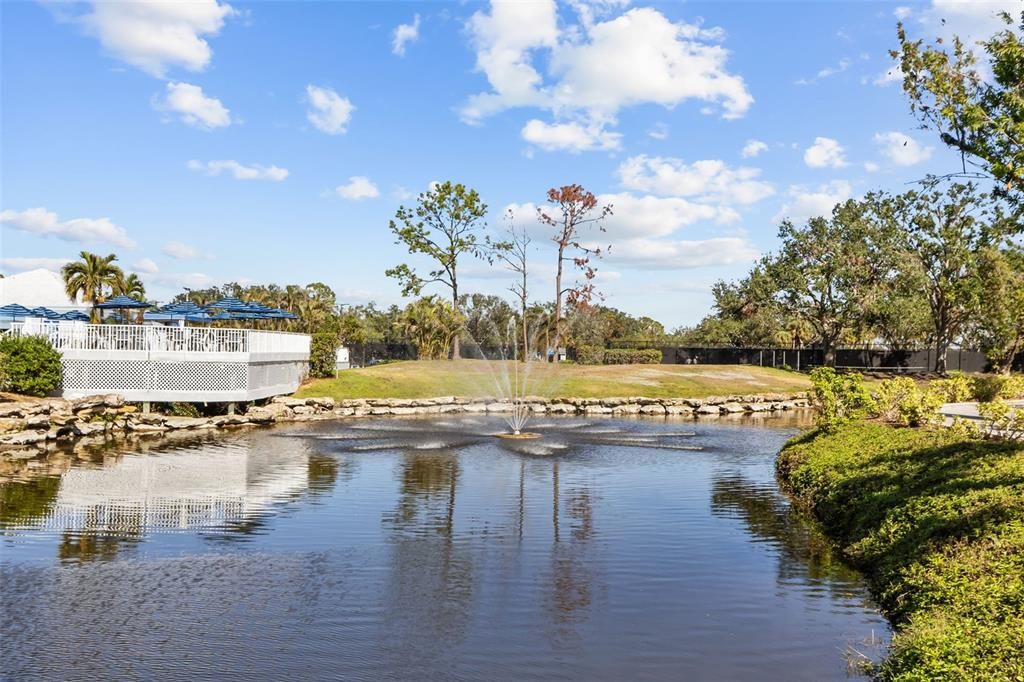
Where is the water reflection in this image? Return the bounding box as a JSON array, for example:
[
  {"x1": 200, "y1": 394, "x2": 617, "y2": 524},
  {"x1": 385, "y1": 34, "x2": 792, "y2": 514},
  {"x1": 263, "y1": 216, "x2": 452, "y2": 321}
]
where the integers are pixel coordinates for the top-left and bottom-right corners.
[{"x1": 1, "y1": 416, "x2": 888, "y2": 681}]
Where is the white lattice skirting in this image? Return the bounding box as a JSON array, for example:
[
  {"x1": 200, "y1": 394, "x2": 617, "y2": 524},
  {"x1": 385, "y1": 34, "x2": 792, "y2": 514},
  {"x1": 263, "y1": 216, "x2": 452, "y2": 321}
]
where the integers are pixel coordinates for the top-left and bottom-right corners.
[{"x1": 61, "y1": 358, "x2": 307, "y2": 402}]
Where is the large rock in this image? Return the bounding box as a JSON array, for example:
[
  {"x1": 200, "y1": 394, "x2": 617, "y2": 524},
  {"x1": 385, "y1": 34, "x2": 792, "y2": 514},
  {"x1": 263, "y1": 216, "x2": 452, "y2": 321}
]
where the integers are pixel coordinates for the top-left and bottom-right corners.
[
  {"x1": 696, "y1": 404, "x2": 721, "y2": 415},
  {"x1": 0, "y1": 430, "x2": 47, "y2": 446},
  {"x1": 164, "y1": 417, "x2": 212, "y2": 430},
  {"x1": 640, "y1": 404, "x2": 667, "y2": 415},
  {"x1": 720, "y1": 402, "x2": 747, "y2": 414}
]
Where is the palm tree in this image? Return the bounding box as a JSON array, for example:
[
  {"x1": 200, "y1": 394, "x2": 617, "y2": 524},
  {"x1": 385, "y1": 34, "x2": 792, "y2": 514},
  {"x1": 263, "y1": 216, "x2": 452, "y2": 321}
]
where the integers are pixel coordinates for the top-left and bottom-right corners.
[
  {"x1": 61, "y1": 251, "x2": 123, "y2": 322},
  {"x1": 113, "y1": 272, "x2": 146, "y2": 301}
]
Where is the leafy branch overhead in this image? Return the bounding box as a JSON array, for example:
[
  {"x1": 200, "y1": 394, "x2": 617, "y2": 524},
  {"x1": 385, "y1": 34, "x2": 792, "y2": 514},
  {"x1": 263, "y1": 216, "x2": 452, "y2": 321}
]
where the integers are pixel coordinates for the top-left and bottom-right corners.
[{"x1": 896, "y1": 11, "x2": 1024, "y2": 197}]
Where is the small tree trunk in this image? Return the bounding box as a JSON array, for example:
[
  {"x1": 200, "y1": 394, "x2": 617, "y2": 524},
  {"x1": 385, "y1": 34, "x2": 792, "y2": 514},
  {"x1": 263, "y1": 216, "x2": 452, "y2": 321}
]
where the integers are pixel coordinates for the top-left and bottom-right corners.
[
  {"x1": 552, "y1": 251, "x2": 565, "y2": 360},
  {"x1": 451, "y1": 281, "x2": 461, "y2": 361},
  {"x1": 935, "y1": 335, "x2": 949, "y2": 374}
]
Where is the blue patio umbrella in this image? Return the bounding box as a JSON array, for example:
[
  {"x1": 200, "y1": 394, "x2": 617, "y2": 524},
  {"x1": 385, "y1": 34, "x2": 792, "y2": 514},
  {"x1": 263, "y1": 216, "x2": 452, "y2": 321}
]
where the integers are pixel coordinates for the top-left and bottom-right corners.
[
  {"x1": 60, "y1": 311, "x2": 90, "y2": 321},
  {"x1": 29, "y1": 307, "x2": 62, "y2": 319},
  {"x1": 0, "y1": 303, "x2": 32, "y2": 319},
  {"x1": 145, "y1": 301, "x2": 212, "y2": 324},
  {"x1": 206, "y1": 297, "x2": 250, "y2": 312},
  {"x1": 95, "y1": 294, "x2": 152, "y2": 309}
]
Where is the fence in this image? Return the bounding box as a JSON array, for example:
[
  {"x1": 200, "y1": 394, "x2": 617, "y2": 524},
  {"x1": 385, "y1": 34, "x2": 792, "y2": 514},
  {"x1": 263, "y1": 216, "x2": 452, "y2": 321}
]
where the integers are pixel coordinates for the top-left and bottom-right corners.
[
  {"x1": 9, "y1": 322, "x2": 311, "y2": 402},
  {"x1": 658, "y1": 346, "x2": 1024, "y2": 373},
  {"x1": 11, "y1": 321, "x2": 309, "y2": 357}
]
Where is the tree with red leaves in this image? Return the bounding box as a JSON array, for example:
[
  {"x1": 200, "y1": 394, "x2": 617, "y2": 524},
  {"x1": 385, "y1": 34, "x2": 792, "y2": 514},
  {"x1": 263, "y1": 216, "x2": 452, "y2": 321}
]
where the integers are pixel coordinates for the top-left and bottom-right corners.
[{"x1": 537, "y1": 184, "x2": 612, "y2": 358}]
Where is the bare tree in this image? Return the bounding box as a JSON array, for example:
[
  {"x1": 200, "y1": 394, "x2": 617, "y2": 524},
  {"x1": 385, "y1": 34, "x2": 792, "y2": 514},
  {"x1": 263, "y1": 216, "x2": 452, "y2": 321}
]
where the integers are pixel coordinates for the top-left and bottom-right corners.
[
  {"x1": 538, "y1": 185, "x2": 612, "y2": 358},
  {"x1": 491, "y1": 209, "x2": 531, "y2": 361}
]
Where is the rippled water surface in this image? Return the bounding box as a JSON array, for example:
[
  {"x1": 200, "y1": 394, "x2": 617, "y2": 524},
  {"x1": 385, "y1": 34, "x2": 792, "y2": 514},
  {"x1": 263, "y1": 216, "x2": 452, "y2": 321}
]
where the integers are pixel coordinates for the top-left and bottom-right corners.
[{"x1": 1, "y1": 415, "x2": 888, "y2": 681}]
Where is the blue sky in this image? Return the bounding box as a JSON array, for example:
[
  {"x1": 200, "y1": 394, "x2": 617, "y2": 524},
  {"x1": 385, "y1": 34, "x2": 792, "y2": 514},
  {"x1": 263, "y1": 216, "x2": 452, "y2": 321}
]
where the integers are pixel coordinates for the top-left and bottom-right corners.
[{"x1": 1, "y1": 0, "x2": 1017, "y2": 327}]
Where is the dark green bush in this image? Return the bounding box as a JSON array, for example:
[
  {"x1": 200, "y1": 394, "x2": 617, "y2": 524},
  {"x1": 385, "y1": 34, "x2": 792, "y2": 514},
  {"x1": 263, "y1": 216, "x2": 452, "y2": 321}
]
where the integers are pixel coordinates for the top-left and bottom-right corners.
[
  {"x1": 777, "y1": 423, "x2": 1024, "y2": 680},
  {"x1": 0, "y1": 335, "x2": 62, "y2": 397},
  {"x1": 309, "y1": 332, "x2": 340, "y2": 378},
  {"x1": 575, "y1": 345, "x2": 604, "y2": 365},
  {"x1": 601, "y1": 348, "x2": 662, "y2": 365}
]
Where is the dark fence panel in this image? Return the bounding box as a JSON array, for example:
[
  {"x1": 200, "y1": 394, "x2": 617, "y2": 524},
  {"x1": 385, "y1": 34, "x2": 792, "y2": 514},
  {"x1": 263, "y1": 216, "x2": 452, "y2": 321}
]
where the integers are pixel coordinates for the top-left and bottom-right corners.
[
  {"x1": 347, "y1": 342, "x2": 417, "y2": 367},
  {"x1": 659, "y1": 346, "x2": 1024, "y2": 373}
]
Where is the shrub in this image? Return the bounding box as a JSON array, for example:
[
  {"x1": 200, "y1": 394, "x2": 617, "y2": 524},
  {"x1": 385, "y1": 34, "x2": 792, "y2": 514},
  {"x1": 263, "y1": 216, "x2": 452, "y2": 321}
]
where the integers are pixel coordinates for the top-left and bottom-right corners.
[
  {"x1": 601, "y1": 348, "x2": 662, "y2": 365},
  {"x1": 575, "y1": 345, "x2": 604, "y2": 365},
  {"x1": 309, "y1": 332, "x2": 340, "y2": 379},
  {"x1": 972, "y1": 373, "x2": 1024, "y2": 402},
  {"x1": 873, "y1": 377, "x2": 943, "y2": 427},
  {"x1": 0, "y1": 335, "x2": 62, "y2": 397},
  {"x1": 977, "y1": 399, "x2": 1024, "y2": 440},
  {"x1": 929, "y1": 372, "x2": 974, "y2": 402},
  {"x1": 777, "y1": 423, "x2": 1024, "y2": 680},
  {"x1": 808, "y1": 367, "x2": 875, "y2": 430}
]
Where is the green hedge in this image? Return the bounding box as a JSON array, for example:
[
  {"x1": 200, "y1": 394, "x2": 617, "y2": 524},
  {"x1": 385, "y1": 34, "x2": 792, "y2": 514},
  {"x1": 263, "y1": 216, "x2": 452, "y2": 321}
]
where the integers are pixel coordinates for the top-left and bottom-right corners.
[
  {"x1": 576, "y1": 347, "x2": 663, "y2": 365},
  {"x1": 0, "y1": 335, "x2": 62, "y2": 397},
  {"x1": 777, "y1": 422, "x2": 1024, "y2": 681},
  {"x1": 601, "y1": 348, "x2": 662, "y2": 364}
]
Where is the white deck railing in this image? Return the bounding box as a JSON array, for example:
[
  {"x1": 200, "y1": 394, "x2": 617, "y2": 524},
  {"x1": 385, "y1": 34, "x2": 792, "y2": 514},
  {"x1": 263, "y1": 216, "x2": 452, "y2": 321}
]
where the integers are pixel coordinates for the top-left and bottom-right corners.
[{"x1": 10, "y1": 322, "x2": 309, "y2": 357}]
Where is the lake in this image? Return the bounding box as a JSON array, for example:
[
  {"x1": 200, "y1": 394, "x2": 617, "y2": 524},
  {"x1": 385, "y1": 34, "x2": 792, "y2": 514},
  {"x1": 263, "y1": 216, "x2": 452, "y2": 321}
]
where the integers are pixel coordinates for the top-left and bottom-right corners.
[{"x1": 0, "y1": 415, "x2": 888, "y2": 680}]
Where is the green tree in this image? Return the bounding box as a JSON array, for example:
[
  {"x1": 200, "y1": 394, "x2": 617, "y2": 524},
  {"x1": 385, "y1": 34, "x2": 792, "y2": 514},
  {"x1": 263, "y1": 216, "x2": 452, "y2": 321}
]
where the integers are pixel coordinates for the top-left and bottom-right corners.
[
  {"x1": 399, "y1": 296, "x2": 465, "y2": 361},
  {"x1": 386, "y1": 181, "x2": 489, "y2": 360},
  {"x1": 767, "y1": 199, "x2": 886, "y2": 366},
  {"x1": 975, "y1": 245, "x2": 1024, "y2": 373},
  {"x1": 895, "y1": 12, "x2": 1024, "y2": 197},
  {"x1": 883, "y1": 180, "x2": 1015, "y2": 373},
  {"x1": 61, "y1": 251, "x2": 123, "y2": 322},
  {"x1": 112, "y1": 272, "x2": 146, "y2": 300}
]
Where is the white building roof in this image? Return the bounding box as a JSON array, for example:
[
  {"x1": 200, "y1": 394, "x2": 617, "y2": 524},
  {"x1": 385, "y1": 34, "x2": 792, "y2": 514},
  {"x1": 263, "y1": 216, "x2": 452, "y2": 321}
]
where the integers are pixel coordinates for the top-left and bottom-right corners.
[{"x1": 0, "y1": 268, "x2": 83, "y2": 310}]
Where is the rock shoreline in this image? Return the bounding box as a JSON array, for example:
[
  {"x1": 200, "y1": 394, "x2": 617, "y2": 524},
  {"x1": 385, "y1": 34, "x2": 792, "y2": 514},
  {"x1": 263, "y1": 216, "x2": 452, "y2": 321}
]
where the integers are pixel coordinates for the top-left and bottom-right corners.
[{"x1": 0, "y1": 392, "x2": 811, "y2": 455}]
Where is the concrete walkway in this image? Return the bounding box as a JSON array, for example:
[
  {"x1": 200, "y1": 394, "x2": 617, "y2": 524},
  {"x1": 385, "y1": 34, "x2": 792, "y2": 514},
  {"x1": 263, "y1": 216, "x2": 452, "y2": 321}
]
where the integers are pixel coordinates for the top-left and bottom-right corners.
[{"x1": 939, "y1": 400, "x2": 1024, "y2": 423}]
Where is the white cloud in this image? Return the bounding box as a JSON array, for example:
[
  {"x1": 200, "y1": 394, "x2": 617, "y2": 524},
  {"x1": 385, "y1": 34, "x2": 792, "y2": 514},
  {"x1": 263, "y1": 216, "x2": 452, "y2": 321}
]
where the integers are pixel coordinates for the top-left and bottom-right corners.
[
  {"x1": 505, "y1": 192, "x2": 735, "y2": 244},
  {"x1": 741, "y1": 139, "x2": 768, "y2": 158},
  {"x1": 602, "y1": 237, "x2": 760, "y2": 269},
  {"x1": 334, "y1": 176, "x2": 380, "y2": 200},
  {"x1": 864, "y1": 161, "x2": 881, "y2": 173},
  {"x1": 803, "y1": 136, "x2": 848, "y2": 168},
  {"x1": 461, "y1": 3, "x2": 751, "y2": 147},
  {"x1": 77, "y1": 0, "x2": 235, "y2": 78},
  {"x1": 595, "y1": 193, "x2": 738, "y2": 241},
  {"x1": 392, "y1": 14, "x2": 421, "y2": 56},
  {"x1": 648, "y1": 123, "x2": 669, "y2": 140},
  {"x1": 162, "y1": 241, "x2": 203, "y2": 260},
  {"x1": 773, "y1": 180, "x2": 853, "y2": 223},
  {"x1": 874, "y1": 131, "x2": 934, "y2": 166},
  {"x1": 521, "y1": 118, "x2": 622, "y2": 152},
  {"x1": 132, "y1": 258, "x2": 160, "y2": 274},
  {"x1": 872, "y1": 61, "x2": 903, "y2": 87},
  {"x1": 894, "y1": 6, "x2": 913, "y2": 19},
  {"x1": 919, "y1": 1, "x2": 1021, "y2": 48},
  {"x1": 616, "y1": 155, "x2": 774, "y2": 205},
  {"x1": 305, "y1": 85, "x2": 354, "y2": 135},
  {"x1": 187, "y1": 159, "x2": 288, "y2": 181},
  {"x1": 149, "y1": 271, "x2": 216, "y2": 290},
  {"x1": 157, "y1": 82, "x2": 231, "y2": 129},
  {"x1": 0, "y1": 207, "x2": 135, "y2": 248},
  {"x1": 0, "y1": 257, "x2": 73, "y2": 274}
]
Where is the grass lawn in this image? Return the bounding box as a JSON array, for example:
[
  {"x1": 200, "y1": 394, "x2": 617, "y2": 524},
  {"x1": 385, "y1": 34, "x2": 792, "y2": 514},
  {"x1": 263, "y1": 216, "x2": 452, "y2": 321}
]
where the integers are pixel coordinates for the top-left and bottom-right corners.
[{"x1": 295, "y1": 360, "x2": 811, "y2": 400}]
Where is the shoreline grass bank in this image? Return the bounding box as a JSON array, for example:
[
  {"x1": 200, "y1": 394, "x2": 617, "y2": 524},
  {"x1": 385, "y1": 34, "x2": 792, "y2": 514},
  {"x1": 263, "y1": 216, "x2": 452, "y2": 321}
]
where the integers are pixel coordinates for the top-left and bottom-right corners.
[
  {"x1": 776, "y1": 422, "x2": 1024, "y2": 680},
  {"x1": 296, "y1": 360, "x2": 811, "y2": 400}
]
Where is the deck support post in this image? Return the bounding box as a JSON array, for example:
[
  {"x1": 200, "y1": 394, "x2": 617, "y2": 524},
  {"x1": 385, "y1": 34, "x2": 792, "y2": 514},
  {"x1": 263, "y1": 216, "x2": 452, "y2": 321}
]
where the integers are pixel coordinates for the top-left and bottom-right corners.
[
  {"x1": 142, "y1": 401, "x2": 151, "y2": 414},
  {"x1": 227, "y1": 402, "x2": 237, "y2": 415}
]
